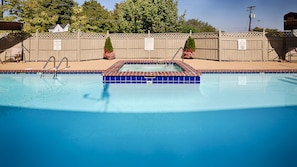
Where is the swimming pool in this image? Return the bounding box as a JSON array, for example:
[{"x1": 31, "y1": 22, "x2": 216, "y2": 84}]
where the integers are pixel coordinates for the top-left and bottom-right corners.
[{"x1": 0, "y1": 73, "x2": 297, "y2": 167}]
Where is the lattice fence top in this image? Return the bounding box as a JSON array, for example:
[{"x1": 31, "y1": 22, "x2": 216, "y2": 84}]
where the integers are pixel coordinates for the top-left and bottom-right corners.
[
  {"x1": 26, "y1": 31, "x2": 297, "y2": 39},
  {"x1": 151, "y1": 33, "x2": 189, "y2": 39},
  {"x1": 30, "y1": 32, "x2": 106, "y2": 39},
  {"x1": 80, "y1": 32, "x2": 106, "y2": 38},
  {"x1": 109, "y1": 33, "x2": 147, "y2": 39},
  {"x1": 28, "y1": 32, "x2": 191, "y2": 39},
  {"x1": 32, "y1": 32, "x2": 78, "y2": 39},
  {"x1": 192, "y1": 32, "x2": 219, "y2": 38},
  {"x1": 0, "y1": 32, "x2": 9, "y2": 39},
  {"x1": 109, "y1": 33, "x2": 189, "y2": 39},
  {"x1": 221, "y1": 32, "x2": 264, "y2": 38},
  {"x1": 266, "y1": 31, "x2": 297, "y2": 38}
]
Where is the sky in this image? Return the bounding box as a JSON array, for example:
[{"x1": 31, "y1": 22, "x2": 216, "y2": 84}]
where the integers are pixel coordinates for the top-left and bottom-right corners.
[{"x1": 75, "y1": 0, "x2": 297, "y2": 32}]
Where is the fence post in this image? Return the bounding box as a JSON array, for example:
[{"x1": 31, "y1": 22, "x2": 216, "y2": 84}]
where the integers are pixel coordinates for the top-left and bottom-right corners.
[
  {"x1": 126, "y1": 34, "x2": 129, "y2": 59},
  {"x1": 262, "y1": 29, "x2": 266, "y2": 61},
  {"x1": 77, "y1": 29, "x2": 81, "y2": 61},
  {"x1": 36, "y1": 30, "x2": 39, "y2": 62},
  {"x1": 106, "y1": 30, "x2": 109, "y2": 37},
  {"x1": 218, "y1": 30, "x2": 222, "y2": 61},
  {"x1": 148, "y1": 30, "x2": 150, "y2": 59},
  {"x1": 165, "y1": 35, "x2": 167, "y2": 59}
]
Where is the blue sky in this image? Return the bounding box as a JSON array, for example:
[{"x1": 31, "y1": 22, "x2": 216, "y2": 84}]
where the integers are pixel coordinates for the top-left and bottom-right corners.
[{"x1": 76, "y1": 0, "x2": 297, "y2": 32}]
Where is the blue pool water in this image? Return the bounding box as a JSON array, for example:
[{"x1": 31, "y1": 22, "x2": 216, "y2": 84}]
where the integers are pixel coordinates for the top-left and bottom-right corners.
[
  {"x1": 0, "y1": 73, "x2": 297, "y2": 167},
  {"x1": 119, "y1": 64, "x2": 183, "y2": 72}
]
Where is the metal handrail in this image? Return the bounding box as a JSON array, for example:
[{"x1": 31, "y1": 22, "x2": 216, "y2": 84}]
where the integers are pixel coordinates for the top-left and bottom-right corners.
[
  {"x1": 55, "y1": 57, "x2": 69, "y2": 71},
  {"x1": 168, "y1": 47, "x2": 184, "y2": 64},
  {"x1": 41, "y1": 57, "x2": 69, "y2": 78},
  {"x1": 42, "y1": 56, "x2": 56, "y2": 70},
  {"x1": 53, "y1": 57, "x2": 69, "y2": 78}
]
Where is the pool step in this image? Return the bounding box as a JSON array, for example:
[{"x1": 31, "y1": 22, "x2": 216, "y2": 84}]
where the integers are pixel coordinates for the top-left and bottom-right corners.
[
  {"x1": 280, "y1": 76, "x2": 297, "y2": 85},
  {"x1": 39, "y1": 70, "x2": 57, "y2": 79}
]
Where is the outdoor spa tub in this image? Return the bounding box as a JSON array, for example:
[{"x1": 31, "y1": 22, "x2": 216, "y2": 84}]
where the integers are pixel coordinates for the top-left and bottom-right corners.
[{"x1": 102, "y1": 60, "x2": 201, "y2": 84}]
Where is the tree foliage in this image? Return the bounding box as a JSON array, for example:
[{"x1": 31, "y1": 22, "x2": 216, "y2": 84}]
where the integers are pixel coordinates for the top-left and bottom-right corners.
[
  {"x1": 72, "y1": 0, "x2": 112, "y2": 33},
  {"x1": 51, "y1": 0, "x2": 75, "y2": 25},
  {"x1": 3, "y1": 0, "x2": 75, "y2": 32},
  {"x1": 104, "y1": 37, "x2": 114, "y2": 53},
  {"x1": 184, "y1": 36, "x2": 196, "y2": 52},
  {"x1": 2, "y1": 0, "x2": 24, "y2": 21},
  {"x1": 69, "y1": 5, "x2": 85, "y2": 32},
  {"x1": 21, "y1": 0, "x2": 59, "y2": 32},
  {"x1": 115, "y1": 0, "x2": 183, "y2": 33},
  {"x1": 2, "y1": 0, "x2": 218, "y2": 33},
  {"x1": 253, "y1": 26, "x2": 279, "y2": 33},
  {"x1": 181, "y1": 19, "x2": 216, "y2": 33},
  {"x1": 103, "y1": 36, "x2": 115, "y2": 60}
]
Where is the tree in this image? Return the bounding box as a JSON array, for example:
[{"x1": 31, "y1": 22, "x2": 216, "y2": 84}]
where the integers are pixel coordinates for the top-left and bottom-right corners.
[
  {"x1": 2, "y1": 0, "x2": 24, "y2": 21},
  {"x1": 104, "y1": 37, "x2": 114, "y2": 53},
  {"x1": 69, "y1": 5, "x2": 86, "y2": 32},
  {"x1": 182, "y1": 36, "x2": 195, "y2": 59},
  {"x1": 75, "y1": 0, "x2": 112, "y2": 33},
  {"x1": 253, "y1": 26, "x2": 279, "y2": 33},
  {"x1": 19, "y1": 0, "x2": 55, "y2": 32},
  {"x1": 71, "y1": 1, "x2": 118, "y2": 33},
  {"x1": 49, "y1": 0, "x2": 76, "y2": 25},
  {"x1": 184, "y1": 36, "x2": 195, "y2": 52},
  {"x1": 20, "y1": 0, "x2": 58, "y2": 32},
  {"x1": 103, "y1": 37, "x2": 115, "y2": 60},
  {"x1": 115, "y1": 0, "x2": 183, "y2": 33},
  {"x1": 181, "y1": 19, "x2": 216, "y2": 33},
  {"x1": 5, "y1": 0, "x2": 75, "y2": 32}
]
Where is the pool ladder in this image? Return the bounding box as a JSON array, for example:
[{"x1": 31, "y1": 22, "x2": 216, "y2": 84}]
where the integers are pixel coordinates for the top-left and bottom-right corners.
[
  {"x1": 41, "y1": 56, "x2": 69, "y2": 78},
  {"x1": 168, "y1": 47, "x2": 184, "y2": 64}
]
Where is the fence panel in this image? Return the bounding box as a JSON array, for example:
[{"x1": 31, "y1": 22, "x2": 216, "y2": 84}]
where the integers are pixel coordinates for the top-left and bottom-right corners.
[
  {"x1": 1, "y1": 31, "x2": 296, "y2": 62},
  {"x1": 194, "y1": 38, "x2": 219, "y2": 60}
]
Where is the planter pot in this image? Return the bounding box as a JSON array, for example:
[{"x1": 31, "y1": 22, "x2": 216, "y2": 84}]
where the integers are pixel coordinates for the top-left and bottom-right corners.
[
  {"x1": 182, "y1": 51, "x2": 194, "y2": 59},
  {"x1": 103, "y1": 51, "x2": 116, "y2": 60}
]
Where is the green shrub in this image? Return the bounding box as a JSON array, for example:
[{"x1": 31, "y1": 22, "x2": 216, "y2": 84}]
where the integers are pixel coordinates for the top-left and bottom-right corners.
[
  {"x1": 104, "y1": 37, "x2": 113, "y2": 53},
  {"x1": 184, "y1": 36, "x2": 196, "y2": 52}
]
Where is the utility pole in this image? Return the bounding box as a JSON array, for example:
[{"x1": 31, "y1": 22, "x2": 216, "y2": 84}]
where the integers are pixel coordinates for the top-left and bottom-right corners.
[
  {"x1": 248, "y1": 6, "x2": 256, "y2": 31},
  {"x1": 1, "y1": 0, "x2": 4, "y2": 20}
]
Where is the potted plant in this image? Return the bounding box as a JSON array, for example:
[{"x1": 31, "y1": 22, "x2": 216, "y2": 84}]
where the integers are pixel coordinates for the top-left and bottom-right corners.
[
  {"x1": 182, "y1": 36, "x2": 196, "y2": 59},
  {"x1": 103, "y1": 37, "x2": 115, "y2": 60}
]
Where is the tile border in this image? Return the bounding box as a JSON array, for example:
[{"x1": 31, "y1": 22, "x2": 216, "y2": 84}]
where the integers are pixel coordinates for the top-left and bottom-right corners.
[
  {"x1": 199, "y1": 69, "x2": 297, "y2": 74},
  {"x1": 0, "y1": 70, "x2": 103, "y2": 74}
]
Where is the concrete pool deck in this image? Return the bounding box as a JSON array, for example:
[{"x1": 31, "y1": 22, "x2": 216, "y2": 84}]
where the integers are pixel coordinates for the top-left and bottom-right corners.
[{"x1": 1, "y1": 59, "x2": 297, "y2": 72}]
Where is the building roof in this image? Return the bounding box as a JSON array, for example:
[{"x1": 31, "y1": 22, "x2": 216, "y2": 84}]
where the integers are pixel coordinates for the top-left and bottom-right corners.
[
  {"x1": 48, "y1": 24, "x2": 69, "y2": 29},
  {"x1": 0, "y1": 22, "x2": 23, "y2": 30},
  {"x1": 48, "y1": 24, "x2": 70, "y2": 32}
]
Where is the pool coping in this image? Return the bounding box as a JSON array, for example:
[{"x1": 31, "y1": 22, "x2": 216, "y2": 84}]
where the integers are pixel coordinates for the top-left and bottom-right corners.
[
  {"x1": 0, "y1": 58, "x2": 297, "y2": 75},
  {"x1": 1, "y1": 69, "x2": 297, "y2": 74}
]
